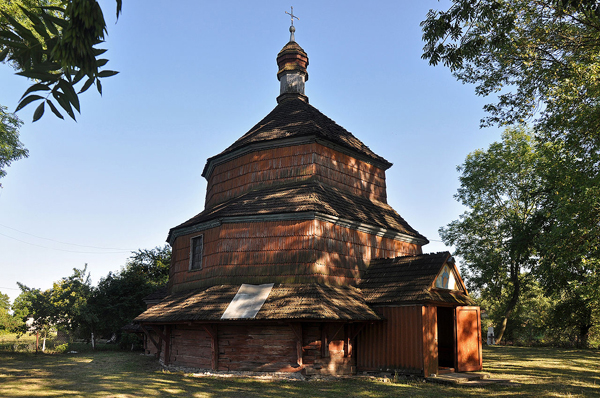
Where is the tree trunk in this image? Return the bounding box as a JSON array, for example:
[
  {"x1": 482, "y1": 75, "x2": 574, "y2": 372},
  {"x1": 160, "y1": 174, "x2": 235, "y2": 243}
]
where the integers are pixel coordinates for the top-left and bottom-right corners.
[
  {"x1": 578, "y1": 324, "x2": 592, "y2": 348},
  {"x1": 495, "y1": 272, "x2": 520, "y2": 344}
]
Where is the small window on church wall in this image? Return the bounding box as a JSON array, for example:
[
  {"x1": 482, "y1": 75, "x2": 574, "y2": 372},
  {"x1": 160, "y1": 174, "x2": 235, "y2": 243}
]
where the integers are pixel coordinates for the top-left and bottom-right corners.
[
  {"x1": 435, "y1": 264, "x2": 458, "y2": 290},
  {"x1": 189, "y1": 235, "x2": 203, "y2": 271}
]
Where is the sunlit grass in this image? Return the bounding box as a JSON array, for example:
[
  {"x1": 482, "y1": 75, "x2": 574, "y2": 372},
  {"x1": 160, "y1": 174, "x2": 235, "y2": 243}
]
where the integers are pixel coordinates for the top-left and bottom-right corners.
[{"x1": 0, "y1": 346, "x2": 598, "y2": 397}]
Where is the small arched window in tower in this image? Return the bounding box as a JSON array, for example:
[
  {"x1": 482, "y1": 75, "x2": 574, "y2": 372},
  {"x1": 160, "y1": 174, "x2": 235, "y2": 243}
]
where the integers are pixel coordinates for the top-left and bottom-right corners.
[{"x1": 189, "y1": 234, "x2": 204, "y2": 271}]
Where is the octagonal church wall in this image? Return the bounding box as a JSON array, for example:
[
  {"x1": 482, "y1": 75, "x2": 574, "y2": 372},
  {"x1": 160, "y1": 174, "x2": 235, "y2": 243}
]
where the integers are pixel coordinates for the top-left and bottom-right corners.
[
  {"x1": 169, "y1": 218, "x2": 421, "y2": 293},
  {"x1": 205, "y1": 143, "x2": 388, "y2": 208}
]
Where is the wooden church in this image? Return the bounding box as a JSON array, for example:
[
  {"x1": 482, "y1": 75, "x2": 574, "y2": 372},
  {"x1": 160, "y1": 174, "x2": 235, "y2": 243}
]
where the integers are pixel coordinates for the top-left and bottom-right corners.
[{"x1": 134, "y1": 21, "x2": 482, "y2": 377}]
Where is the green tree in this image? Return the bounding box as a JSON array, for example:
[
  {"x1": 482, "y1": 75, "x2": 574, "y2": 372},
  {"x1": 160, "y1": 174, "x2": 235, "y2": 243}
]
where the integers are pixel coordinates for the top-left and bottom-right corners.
[
  {"x1": 88, "y1": 245, "x2": 170, "y2": 342},
  {"x1": 423, "y1": 0, "x2": 600, "y2": 345},
  {"x1": 0, "y1": 106, "x2": 28, "y2": 187},
  {"x1": 0, "y1": 292, "x2": 13, "y2": 331},
  {"x1": 546, "y1": 289, "x2": 599, "y2": 347},
  {"x1": 440, "y1": 127, "x2": 545, "y2": 342},
  {"x1": 49, "y1": 265, "x2": 95, "y2": 336},
  {"x1": 476, "y1": 279, "x2": 552, "y2": 344},
  {"x1": 12, "y1": 283, "x2": 54, "y2": 349},
  {"x1": 421, "y1": 0, "x2": 600, "y2": 137},
  {"x1": 1, "y1": 0, "x2": 121, "y2": 121}
]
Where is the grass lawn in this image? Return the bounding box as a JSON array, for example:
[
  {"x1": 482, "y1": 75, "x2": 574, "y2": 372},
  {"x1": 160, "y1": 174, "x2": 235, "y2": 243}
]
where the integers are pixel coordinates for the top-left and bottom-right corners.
[{"x1": 0, "y1": 346, "x2": 598, "y2": 397}]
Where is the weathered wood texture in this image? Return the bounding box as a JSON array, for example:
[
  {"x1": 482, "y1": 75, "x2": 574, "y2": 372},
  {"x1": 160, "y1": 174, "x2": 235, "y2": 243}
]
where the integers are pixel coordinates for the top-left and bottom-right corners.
[
  {"x1": 168, "y1": 325, "x2": 213, "y2": 369},
  {"x1": 154, "y1": 322, "x2": 355, "y2": 374},
  {"x1": 302, "y1": 322, "x2": 355, "y2": 375},
  {"x1": 357, "y1": 305, "x2": 425, "y2": 374},
  {"x1": 422, "y1": 305, "x2": 438, "y2": 377},
  {"x1": 205, "y1": 143, "x2": 387, "y2": 208},
  {"x1": 144, "y1": 329, "x2": 160, "y2": 357},
  {"x1": 165, "y1": 324, "x2": 298, "y2": 372},
  {"x1": 170, "y1": 219, "x2": 421, "y2": 292},
  {"x1": 455, "y1": 306, "x2": 482, "y2": 372}
]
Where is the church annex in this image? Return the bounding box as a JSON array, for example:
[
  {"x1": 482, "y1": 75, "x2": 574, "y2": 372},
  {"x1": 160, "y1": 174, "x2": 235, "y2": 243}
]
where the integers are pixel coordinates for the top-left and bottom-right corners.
[{"x1": 134, "y1": 21, "x2": 482, "y2": 377}]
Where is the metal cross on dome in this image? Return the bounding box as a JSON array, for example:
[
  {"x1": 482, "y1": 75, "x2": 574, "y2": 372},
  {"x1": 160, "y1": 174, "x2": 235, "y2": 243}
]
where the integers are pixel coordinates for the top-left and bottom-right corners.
[{"x1": 286, "y1": 6, "x2": 299, "y2": 26}]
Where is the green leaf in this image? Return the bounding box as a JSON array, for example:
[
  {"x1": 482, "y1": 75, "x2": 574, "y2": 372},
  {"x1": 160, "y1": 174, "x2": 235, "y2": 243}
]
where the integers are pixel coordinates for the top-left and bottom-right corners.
[
  {"x1": 39, "y1": 10, "x2": 59, "y2": 36},
  {"x1": 52, "y1": 92, "x2": 76, "y2": 121},
  {"x1": 20, "y1": 83, "x2": 51, "y2": 100},
  {"x1": 116, "y1": 0, "x2": 123, "y2": 19},
  {"x1": 0, "y1": 11, "x2": 40, "y2": 44},
  {"x1": 96, "y1": 59, "x2": 109, "y2": 68},
  {"x1": 79, "y1": 77, "x2": 95, "y2": 94},
  {"x1": 96, "y1": 79, "x2": 102, "y2": 95},
  {"x1": 32, "y1": 102, "x2": 45, "y2": 122},
  {"x1": 0, "y1": 48, "x2": 8, "y2": 63},
  {"x1": 46, "y1": 100, "x2": 64, "y2": 120},
  {"x1": 16, "y1": 69, "x2": 60, "y2": 82},
  {"x1": 0, "y1": 38, "x2": 27, "y2": 49},
  {"x1": 15, "y1": 95, "x2": 45, "y2": 112},
  {"x1": 57, "y1": 80, "x2": 80, "y2": 113},
  {"x1": 0, "y1": 30, "x2": 23, "y2": 42},
  {"x1": 38, "y1": 10, "x2": 68, "y2": 29},
  {"x1": 73, "y1": 69, "x2": 86, "y2": 85},
  {"x1": 34, "y1": 61, "x2": 63, "y2": 72},
  {"x1": 93, "y1": 48, "x2": 108, "y2": 56},
  {"x1": 97, "y1": 70, "x2": 119, "y2": 78},
  {"x1": 19, "y1": 5, "x2": 50, "y2": 41}
]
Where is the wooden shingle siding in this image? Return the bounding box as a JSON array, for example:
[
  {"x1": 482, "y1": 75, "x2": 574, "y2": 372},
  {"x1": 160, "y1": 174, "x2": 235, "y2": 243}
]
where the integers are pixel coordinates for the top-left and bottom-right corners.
[
  {"x1": 205, "y1": 143, "x2": 387, "y2": 208},
  {"x1": 169, "y1": 219, "x2": 420, "y2": 292}
]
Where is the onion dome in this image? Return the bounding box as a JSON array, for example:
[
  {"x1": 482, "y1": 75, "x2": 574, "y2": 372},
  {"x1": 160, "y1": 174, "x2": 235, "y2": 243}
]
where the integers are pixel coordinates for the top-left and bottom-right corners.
[{"x1": 276, "y1": 25, "x2": 309, "y2": 103}]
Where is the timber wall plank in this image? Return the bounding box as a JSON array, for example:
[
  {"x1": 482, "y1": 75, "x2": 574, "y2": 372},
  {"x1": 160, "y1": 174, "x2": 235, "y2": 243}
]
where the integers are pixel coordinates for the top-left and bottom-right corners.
[
  {"x1": 205, "y1": 143, "x2": 387, "y2": 208},
  {"x1": 170, "y1": 219, "x2": 420, "y2": 292},
  {"x1": 357, "y1": 306, "x2": 424, "y2": 374}
]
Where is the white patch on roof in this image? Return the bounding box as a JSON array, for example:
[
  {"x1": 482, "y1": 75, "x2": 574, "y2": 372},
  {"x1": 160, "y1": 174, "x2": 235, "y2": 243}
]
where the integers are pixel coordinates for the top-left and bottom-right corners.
[{"x1": 221, "y1": 283, "x2": 274, "y2": 319}]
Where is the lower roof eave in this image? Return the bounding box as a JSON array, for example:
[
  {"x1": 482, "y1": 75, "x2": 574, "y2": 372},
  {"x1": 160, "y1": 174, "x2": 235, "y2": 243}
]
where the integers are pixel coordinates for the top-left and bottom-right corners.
[
  {"x1": 368, "y1": 299, "x2": 476, "y2": 308},
  {"x1": 135, "y1": 318, "x2": 380, "y2": 326},
  {"x1": 167, "y1": 211, "x2": 428, "y2": 246}
]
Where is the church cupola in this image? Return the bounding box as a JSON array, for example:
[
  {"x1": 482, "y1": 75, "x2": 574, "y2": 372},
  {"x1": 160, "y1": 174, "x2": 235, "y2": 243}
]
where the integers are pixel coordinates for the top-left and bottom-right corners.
[{"x1": 276, "y1": 7, "x2": 309, "y2": 103}]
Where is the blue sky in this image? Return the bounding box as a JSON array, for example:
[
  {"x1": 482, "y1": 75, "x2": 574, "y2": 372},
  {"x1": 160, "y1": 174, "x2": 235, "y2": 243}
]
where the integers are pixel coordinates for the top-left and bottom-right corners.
[{"x1": 0, "y1": 1, "x2": 502, "y2": 304}]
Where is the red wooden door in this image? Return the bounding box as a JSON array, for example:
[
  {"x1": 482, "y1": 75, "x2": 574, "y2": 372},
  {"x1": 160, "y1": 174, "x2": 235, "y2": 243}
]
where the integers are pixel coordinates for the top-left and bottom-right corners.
[{"x1": 455, "y1": 306, "x2": 482, "y2": 372}]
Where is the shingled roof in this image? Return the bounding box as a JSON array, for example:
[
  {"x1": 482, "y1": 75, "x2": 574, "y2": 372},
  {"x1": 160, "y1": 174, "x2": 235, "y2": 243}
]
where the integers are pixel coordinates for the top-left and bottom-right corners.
[
  {"x1": 134, "y1": 283, "x2": 381, "y2": 323},
  {"x1": 359, "y1": 252, "x2": 475, "y2": 306},
  {"x1": 202, "y1": 97, "x2": 391, "y2": 177},
  {"x1": 169, "y1": 179, "x2": 427, "y2": 243}
]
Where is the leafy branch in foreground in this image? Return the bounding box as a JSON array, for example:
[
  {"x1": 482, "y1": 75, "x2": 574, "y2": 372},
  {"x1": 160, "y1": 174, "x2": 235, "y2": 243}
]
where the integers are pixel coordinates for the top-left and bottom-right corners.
[
  {"x1": 0, "y1": 106, "x2": 28, "y2": 186},
  {"x1": 0, "y1": 0, "x2": 121, "y2": 121}
]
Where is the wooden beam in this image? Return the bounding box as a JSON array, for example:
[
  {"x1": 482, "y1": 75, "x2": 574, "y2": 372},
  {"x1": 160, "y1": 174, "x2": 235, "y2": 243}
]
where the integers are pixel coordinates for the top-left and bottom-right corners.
[
  {"x1": 202, "y1": 325, "x2": 219, "y2": 371},
  {"x1": 329, "y1": 323, "x2": 344, "y2": 341},
  {"x1": 163, "y1": 325, "x2": 171, "y2": 366},
  {"x1": 320, "y1": 323, "x2": 329, "y2": 357},
  {"x1": 289, "y1": 323, "x2": 303, "y2": 366},
  {"x1": 349, "y1": 323, "x2": 365, "y2": 341},
  {"x1": 153, "y1": 326, "x2": 168, "y2": 343},
  {"x1": 140, "y1": 325, "x2": 161, "y2": 353},
  {"x1": 343, "y1": 324, "x2": 349, "y2": 358}
]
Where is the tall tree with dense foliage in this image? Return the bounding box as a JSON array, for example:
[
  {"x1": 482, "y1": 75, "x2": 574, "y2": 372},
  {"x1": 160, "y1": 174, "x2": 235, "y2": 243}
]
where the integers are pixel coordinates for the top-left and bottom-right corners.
[
  {"x1": 88, "y1": 245, "x2": 170, "y2": 341},
  {"x1": 423, "y1": 0, "x2": 600, "y2": 344},
  {"x1": 0, "y1": 292, "x2": 14, "y2": 331},
  {"x1": 49, "y1": 265, "x2": 95, "y2": 335},
  {"x1": 12, "y1": 283, "x2": 54, "y2": 348},
  {"x1": 439, "y1": 127, "x2": 546, "y2": 342},
  {"x1": 421, "y1": 0, "x2": 600, "y2": 138}
]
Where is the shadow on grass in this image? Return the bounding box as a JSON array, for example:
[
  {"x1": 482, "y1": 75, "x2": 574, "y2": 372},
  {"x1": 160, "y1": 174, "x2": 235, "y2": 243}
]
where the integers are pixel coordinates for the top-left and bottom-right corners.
[
  {"x1": 482, "y1": 346, "x2": 600, "y2": 397},
  {"x1": 0, "y1": 347, "x2": 599, "y2": 397}
]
